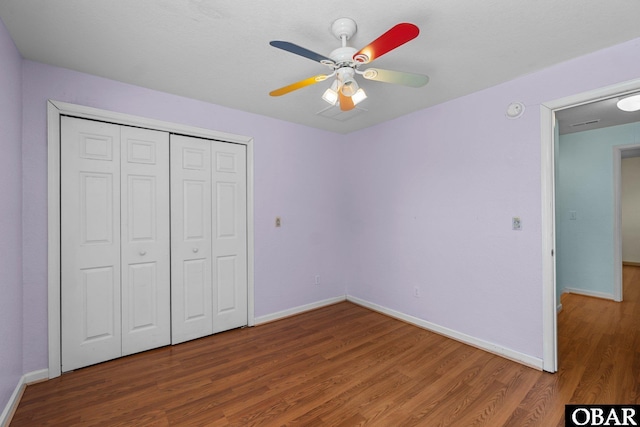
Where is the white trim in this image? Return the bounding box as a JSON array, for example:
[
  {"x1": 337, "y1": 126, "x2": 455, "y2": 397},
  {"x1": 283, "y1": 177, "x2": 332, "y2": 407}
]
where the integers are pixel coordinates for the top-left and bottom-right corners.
[
  {"x1": 540, "y1": 104, "x2": 557, "y2": 373},
  {"x1": 557, "y1": 303, "x2": 563, "y2": 314},
  {"x1": 0, "y1": 378, "x2": 24, "y2": 427},
  {"x1": 246, "y1": 140, "x2": 256, "y2": 327},
  {"x1": 48, "y1": 100, "x2": 253, "y2": 145},
  {"x1": 0, "y1": 370, "x2": 48, "y2": 427},
  {"x1": 47, "y1": 101, "x2": 62, "y2": 378},
  {"x1": 47, "y1": 100, "x2": 255, "y2": 378},
  {"x1": 347, "y1": 296, "x2": 544, "y2": 371},
  {"x1": 254, "y1": 296, "x2": 347, "y2": 325},
  {"x1": 540, "y1": 76, "x2": 640, "y2": 373},
  {"x1": 563, "y1": 287, "x2": 616, "y2": 301},
  {"x1": 613, "y1": 146, "x2": 623, "y2": 302},
  {"x1": 23, "y1": 369, "x2": 49, "y2": 385}
]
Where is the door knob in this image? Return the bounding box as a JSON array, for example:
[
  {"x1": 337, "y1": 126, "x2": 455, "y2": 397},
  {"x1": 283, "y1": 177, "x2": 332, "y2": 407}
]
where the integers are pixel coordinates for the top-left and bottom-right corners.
[
  {"x1": 192, "y1": 248, "x2": 199, "y2": 253},
  {"x1": 139, "y1": 250, "x2": 147, "y2": 256}
]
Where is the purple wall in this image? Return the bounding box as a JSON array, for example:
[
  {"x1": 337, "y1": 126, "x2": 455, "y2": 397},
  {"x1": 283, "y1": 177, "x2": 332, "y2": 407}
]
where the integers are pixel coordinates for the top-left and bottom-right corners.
[
  {"x1": 345, "y1": 37, "x2": 640, "y2": 358},
  {"x1": 0, "y1": 17, "x2": 23, "y2": 412},
  {"x1": 20, "y1": 61, "x2": 349, "y2": 372}
]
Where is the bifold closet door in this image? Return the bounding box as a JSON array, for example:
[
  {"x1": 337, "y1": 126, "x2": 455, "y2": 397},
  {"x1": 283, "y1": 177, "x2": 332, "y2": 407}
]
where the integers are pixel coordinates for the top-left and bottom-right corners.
[
  {"x1": 211, "y1": 140, "x2": 248, "y2": 334},
  {"x1": 170, "y1": 135, "x2": 214, "y2": 344},
  {"x1": 61, "y1": 117, "x2": 123, "y2": 371},
  {"x1": 120, "y1": 126, "x2": 171, "y2": 356},
  {"x1": 61, "y1": 117, "x2": 170, "y2": 372},
  {"x1": 170, "y1": 135, "x2": 248, "y2": 344}
]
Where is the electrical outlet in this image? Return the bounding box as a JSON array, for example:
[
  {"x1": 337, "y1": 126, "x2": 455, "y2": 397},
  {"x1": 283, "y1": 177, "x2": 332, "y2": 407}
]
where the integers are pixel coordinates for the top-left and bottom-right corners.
[
  {"x1": 413, "y1": 286, "x2": 420, "y2": 298},
  {"x1": 275, "y1": 216, "x2": 281, "y2": 227},
  {"x1": 314, "y1": 275, "x2": 320, "y2": 285}
]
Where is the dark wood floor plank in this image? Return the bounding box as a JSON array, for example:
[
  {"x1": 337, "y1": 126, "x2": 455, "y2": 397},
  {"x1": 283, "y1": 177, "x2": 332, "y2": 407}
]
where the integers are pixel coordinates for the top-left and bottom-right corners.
[{"x1": 10, "y1": 266, "x2": 640, "y2": 426}]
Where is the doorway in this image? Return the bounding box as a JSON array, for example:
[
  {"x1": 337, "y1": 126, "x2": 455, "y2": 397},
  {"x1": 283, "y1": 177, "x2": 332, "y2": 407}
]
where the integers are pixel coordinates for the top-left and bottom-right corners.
[{"x1": 541, "y1": 78, "x2": 640, "y2": 372}]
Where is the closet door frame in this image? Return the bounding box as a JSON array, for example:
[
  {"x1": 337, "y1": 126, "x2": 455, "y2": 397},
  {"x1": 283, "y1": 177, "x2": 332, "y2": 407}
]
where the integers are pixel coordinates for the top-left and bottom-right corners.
[{"x1": 47, "y1": 100, "x2": 255, "y2": 378}]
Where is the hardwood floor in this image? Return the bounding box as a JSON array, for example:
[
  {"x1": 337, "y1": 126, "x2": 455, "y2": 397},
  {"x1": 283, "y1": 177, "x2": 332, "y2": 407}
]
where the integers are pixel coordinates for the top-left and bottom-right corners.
[{"x1": 11, "y1": 267, "x2": 640, "y2": 426}]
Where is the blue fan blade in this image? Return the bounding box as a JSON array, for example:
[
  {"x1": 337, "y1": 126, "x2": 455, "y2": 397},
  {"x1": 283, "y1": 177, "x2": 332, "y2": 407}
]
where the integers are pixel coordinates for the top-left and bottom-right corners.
[{"x1": 270, "y1": 41, "x2": 334, "y2": 65}]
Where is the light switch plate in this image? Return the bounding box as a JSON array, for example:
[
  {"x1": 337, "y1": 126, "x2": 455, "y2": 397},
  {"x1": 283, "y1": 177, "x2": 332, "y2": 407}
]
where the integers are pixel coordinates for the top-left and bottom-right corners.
[{"x1": 512, "y1": 217, "x2": 522, "y2": 230}]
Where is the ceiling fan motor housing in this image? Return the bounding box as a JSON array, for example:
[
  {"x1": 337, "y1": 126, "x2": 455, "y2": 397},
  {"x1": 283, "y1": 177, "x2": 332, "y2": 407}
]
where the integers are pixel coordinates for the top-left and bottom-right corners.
[
  {"x1": 329, "y1": 46, "x2": 358, "y2": 66},
  {"x1": 331, "y1": 17, "x2": 357, "y2": 41}
]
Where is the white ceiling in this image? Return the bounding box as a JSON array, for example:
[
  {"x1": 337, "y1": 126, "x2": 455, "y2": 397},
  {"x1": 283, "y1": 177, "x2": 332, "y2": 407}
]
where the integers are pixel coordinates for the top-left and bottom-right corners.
[
  {"x1": 555, "y1": 92, "x2": 640, "y2": 135},
  {"x1": 2, "y1": 0, "x2": 640, "y2": 134}
]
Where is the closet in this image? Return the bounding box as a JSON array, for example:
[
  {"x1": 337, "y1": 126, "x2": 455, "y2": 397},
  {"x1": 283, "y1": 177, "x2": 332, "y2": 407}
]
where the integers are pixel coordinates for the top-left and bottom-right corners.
[{"x1": 60, "y1": 116, "x2": 247, "y2": 372}]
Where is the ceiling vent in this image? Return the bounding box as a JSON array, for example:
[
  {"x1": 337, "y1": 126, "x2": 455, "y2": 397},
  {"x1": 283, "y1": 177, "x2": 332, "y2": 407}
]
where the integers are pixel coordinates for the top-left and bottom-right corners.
[
  {"x1": 570, "y1": 119, "x2": 600, "y2": 128},
  {"x1": 316, "y1": 105, "x2": 367, "y2": 121}
]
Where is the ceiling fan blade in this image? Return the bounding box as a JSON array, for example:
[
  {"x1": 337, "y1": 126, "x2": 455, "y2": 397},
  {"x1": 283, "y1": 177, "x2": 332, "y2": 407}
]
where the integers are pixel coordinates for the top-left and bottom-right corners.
[
  {"x1": 270, "y1": 41, "x2": 335, "y2": 65},
  {"x1": 361, "y1": 68, "x2": 429, "y2": 87},
  {"x1": 269, "y1": 74, "x2": 329, "y2": 97},
  {"x1": 353, "y1": 23, "x2": 419, "y2": 64},
  {"x1": 339, "y1": 91, "x2": 356, "y2": 111}
]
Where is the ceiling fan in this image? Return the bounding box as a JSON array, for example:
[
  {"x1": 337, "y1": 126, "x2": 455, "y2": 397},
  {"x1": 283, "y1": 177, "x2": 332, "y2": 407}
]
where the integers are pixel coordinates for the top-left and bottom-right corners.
[{"x1": 269, "y1": 18, "x2": 429, "y2": 111}]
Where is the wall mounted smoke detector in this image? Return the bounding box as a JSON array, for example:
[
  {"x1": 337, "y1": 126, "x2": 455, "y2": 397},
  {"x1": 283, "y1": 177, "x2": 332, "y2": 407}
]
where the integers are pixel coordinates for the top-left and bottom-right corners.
[{"x1": 506, "y1": 102, "x2": 525, "y2": 119}]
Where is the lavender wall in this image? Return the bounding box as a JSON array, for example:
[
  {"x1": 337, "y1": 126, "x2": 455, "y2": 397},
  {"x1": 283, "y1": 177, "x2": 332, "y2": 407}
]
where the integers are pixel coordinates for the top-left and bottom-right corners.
[
  {"x1": 15, "y1": 30, "x2": 640, "y2": 376},
  {"x1": 0, "y1": 17, "x2": 23, "y2": 412},
  {"x1": 345, "y1": 37, "x2": 640, "y2": 359},
  {"x1": 21, "y1": 61, "x2": 349, "y2": 372}
]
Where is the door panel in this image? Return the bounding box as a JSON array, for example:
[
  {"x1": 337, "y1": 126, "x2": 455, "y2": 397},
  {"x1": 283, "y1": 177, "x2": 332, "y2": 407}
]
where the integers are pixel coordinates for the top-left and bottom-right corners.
[
  {"x1": 171, "y1": 135, "x2": 213, "y2": 344},
  {"x1": 82, "y1": 266, "x2": 117, "y2": 340},
  {"x1": 211, "y1": 142, "x2": 248, "y2": 333},
  {"x1": 61, "y1": 117, "x2": 122, "y2": 372},
  {"x1": 183, "y1": 258, "x2": 209, "y2": 319},
  {"x1": 121, "y1": 126, "x2": 170, "y2": 356}
]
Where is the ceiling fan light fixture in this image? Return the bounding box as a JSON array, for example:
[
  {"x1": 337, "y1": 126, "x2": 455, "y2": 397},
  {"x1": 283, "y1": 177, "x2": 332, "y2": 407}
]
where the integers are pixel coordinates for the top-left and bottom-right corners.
[
  {"x1": 269, "y1": 19, "x2": 427, "y2": 112},
  {"x1": 617, "y1": 94, "x2": 640, "y2": 112},
  {"x1": 352, "y1": 88, "x2": 367, "y2": 105},
  {"x1": 340, "y1": 77, "x2": 359, "y2": 97},
  {"x1": 322, "y1": 80, "x2": 340, "y2": 105},
  {"x1": 322, "y1": 87, "x2": 339, "y2": 105}
]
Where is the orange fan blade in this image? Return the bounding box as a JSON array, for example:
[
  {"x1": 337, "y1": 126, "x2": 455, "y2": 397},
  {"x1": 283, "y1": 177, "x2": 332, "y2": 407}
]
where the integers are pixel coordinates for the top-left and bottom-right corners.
[
  {"x1": 339, "y1": 91, "x2": 355, "y2": 111},
  {"x1": 353, "y1": 23, "x2": 419, "y2": 64},
  {"x1": 269, "y1": 74, "x2": 329, "y2": 96}
]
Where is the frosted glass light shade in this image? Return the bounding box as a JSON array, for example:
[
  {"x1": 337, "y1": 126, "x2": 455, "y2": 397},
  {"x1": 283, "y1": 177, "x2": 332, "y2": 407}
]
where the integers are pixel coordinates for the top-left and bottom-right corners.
[
  {"x1": 617, "y1": 94, "x2": 640, "y2": 112},
  {"x1": 352, "y1": 88, "x2": 367, "y2": 105},
  {"x1": 322, "y1": 88, "x2": 338, "y2": 105}
]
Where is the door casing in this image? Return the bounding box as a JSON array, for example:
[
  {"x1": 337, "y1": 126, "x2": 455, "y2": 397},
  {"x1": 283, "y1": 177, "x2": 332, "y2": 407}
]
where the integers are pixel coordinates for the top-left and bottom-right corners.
[
  {"x1": 47, "y1": 100, "x2": 255, "y2": 378},
  {"x1": 540, "y1": 77, "x2": 640, "y2": 372}
]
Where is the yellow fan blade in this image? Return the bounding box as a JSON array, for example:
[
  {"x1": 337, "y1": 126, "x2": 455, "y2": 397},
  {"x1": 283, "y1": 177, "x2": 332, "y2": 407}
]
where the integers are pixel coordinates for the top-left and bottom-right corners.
[
  {"x1": 339, "y1": 91, "x2": 355, "y2": 111},
  {"x1": 269, "y1": 75, "x2": 329, "y2": 96}
]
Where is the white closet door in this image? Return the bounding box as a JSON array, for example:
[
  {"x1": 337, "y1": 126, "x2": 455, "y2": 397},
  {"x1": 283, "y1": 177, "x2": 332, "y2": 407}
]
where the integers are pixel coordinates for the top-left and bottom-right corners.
[
  {"x1": 212, "y1": 142, "x2": 248, "y2": 333},
  {"x1": 120, "y1": 127, "x2": 170, "y2": 355},
  {"x1": 61, "y1": 117, "x2": 122, "y2": 372},
  {"x1": 170, "y1": 134, "x2": 213, "y2": 344}
]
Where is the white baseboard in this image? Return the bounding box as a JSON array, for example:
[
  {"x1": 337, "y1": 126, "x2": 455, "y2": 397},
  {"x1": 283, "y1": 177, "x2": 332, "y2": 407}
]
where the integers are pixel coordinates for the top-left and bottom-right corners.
[
  {"x1": 1, "y1": 369, "x2": 49, "y2": 427},
  {"x1": 563, "y1": 287, "x2": 616, "y2": 301},
  {"x1": 254, "y1": 296, "x2": 346, "y2": 325},
  {"x1": 347, "y1": 296, "x2": 543, "y2": 371},
  {"x1": 557, "y1": 303, "x2": 563, "y2": 313}
]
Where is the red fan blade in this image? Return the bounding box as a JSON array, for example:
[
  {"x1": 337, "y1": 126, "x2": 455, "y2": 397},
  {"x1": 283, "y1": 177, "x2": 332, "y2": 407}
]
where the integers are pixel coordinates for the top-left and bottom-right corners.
[
  {"x1": 269, "y1": 74, "x2": 329, "y2": 96},
  {"x1": 353, "y1": 23, "x2": 419, "y2": 64},
  {"x1": 339, "y1": 91, "x2": 355, "y2": 111}
]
